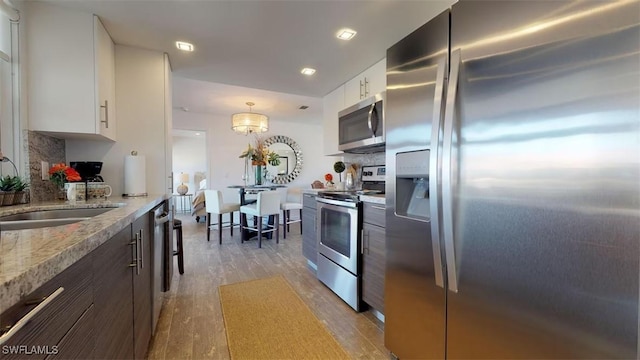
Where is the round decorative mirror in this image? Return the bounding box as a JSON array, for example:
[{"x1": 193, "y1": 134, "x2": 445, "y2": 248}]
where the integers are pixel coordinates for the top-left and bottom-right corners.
[{"x1": 264, "y1": 135, "x2": 302, "y2": 184}]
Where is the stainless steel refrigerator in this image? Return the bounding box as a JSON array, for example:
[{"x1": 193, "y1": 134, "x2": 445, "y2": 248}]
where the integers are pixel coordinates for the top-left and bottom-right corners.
[{"x1": 385, "y1": 1, "x2": 640, "y2": 358}]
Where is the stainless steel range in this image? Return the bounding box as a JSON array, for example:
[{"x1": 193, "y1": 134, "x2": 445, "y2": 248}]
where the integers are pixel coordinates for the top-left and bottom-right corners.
[{"x1": 316, "y1": 165, "x2": 385, "y2": 311}]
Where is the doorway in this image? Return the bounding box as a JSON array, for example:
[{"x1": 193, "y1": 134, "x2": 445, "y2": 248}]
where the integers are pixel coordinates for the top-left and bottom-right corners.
[{"x1": 172, "y1": 130, "x2": 207, "y2": 215}]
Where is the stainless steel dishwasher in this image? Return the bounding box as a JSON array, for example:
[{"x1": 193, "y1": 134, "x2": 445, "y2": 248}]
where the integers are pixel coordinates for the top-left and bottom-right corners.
[{"x1": 151, "y1": 201, "x2": 171, "y2": 334}]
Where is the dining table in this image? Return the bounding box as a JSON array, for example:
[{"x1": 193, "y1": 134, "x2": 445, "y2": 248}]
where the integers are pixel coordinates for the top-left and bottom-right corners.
[{"x1": 228, "y1": 184, "x2": 286, "y2": 241}]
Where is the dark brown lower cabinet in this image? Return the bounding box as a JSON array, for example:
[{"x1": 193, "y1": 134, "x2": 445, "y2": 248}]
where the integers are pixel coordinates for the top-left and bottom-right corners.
[
  {"x1": 1, "y1": 211, "x2": 156, "y2": 360},
  {"x1": 362, "y1": 222, "x2": 386, "y2": 312},
  {"x1": 0, "y1": 251, "x2": 94, "y2": 360},
  {"x1": 132, "y1": 215, "x2": 152, "y2": 359},
  {"x1": 362, "y1": 202, "x2": 386, "y2": 313},
  {"x1": 93, "y1": 213, "x2": 153, "y2": 360},
  {"x1": 93, "y1": 225, "x2": 135, "y2": 360},
  {"x1": 47, "y1": 305, "x2": 95, "y2": 360},
  {"x1": 301, "y1": 194, "x2": 317, "y2": 265}
]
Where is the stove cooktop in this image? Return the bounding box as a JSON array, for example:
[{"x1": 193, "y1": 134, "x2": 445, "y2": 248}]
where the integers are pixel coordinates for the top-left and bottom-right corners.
[{"x1": 318, "y1": 189, "x2": 384, "y2": 202}]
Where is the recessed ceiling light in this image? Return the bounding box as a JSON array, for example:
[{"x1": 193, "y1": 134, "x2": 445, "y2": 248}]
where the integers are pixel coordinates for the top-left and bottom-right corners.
[
  {"x1": 301, "y1": 67, "x2": 316, "y2": 76},
  {"x1": 176, "y1": 41, "x2": 194, "y2": 52},
  {"x1": 195, "y1": 132, "x2": 201, "y2": 136},
  {"x1": 336, "y1": 28, "x2": 357, "y2": 41}
]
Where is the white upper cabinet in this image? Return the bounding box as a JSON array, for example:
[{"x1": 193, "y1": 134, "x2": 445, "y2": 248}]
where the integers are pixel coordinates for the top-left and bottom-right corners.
[
  {"x1": 323, "y1": 58, "x2": 386, "y2": 155},
  {"x1": 94, "y1": 16, "x2": 116, "y2": 140},
  {"x1": 344, "y1": 58, "x2": 386, "y2": 107},
  {"x1": 26, "y1": 3, "x2": 116, "y2": 141},
  {"x1": 323, "y1": 85, "x2": 345, "y2": 156}
]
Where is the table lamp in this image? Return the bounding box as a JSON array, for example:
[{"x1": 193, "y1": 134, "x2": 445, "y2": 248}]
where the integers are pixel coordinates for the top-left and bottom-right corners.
[{"x1": 177, "y1": 173, "x2": 189, "y2": 195}]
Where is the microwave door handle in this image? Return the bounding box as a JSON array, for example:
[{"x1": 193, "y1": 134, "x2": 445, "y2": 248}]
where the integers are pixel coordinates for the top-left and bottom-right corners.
[{"x1": 367, "y1": 103, "x2": 378, "y2": 136}]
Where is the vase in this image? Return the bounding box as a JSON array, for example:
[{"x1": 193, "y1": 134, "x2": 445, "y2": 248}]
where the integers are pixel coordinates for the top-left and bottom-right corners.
[
  {"x1": 57, "y1": 185, "x2": 66, "y2": 201},
  {"x1": 254, "y1": 164, "x2": 264, "y2": 185}
]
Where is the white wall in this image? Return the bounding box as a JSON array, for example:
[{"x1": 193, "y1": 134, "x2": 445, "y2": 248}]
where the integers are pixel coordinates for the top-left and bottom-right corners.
[
  {"x1": 173, "y1": 110, "x2": 332, "y2": 203},
  {"x1": 172, "y1": 134, "x2": 206, "y2": 194}
]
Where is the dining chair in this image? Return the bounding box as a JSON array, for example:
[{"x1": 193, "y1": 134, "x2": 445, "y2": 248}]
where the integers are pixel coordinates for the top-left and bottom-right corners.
[
  {"x1": 205, "y1": 190, "x2": 241, "y2": 244},
  {"x1": 239, "y1": 190, "x2": 281, "y2": 248},
  {"x1": 279, "y1": 187, "x2": 303, "y2": 239}
]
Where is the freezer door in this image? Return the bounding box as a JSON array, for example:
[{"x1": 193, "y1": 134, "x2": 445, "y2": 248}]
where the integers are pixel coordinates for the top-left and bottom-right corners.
[
  {"x1": 384, "y1": 9, "x2": 449, "y2": 360},
  {"x1": 445, "y1": 1, "x2": 640, "y2": 358}
]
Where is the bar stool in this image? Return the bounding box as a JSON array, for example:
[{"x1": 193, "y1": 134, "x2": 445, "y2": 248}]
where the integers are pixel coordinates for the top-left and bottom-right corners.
[
  {"x1": 173, "y1": 218, "x2": 184, "y2": 274},
  {"x1": 205, "y1": 190, "x2": 241, "y2": 244},
  {"x1": 239, "y1": 190, "x2": 281, "y2": 248},
  {"x1": 280, "y1": 188, "x2": 303, "y2": 239}
]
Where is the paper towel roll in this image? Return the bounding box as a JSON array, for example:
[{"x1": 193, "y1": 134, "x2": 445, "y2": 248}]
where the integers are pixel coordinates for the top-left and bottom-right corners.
[{"x1": 124, "y1": 154, "x2": 147, "y2": 196}]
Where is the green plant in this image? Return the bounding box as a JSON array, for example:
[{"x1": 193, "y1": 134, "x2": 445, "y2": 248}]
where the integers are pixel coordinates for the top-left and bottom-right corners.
[
  {"x1": 0, "y1": 175, "x2": 16, "y2": 192},
  {"x1": 268, "y1": 152, "x2": 281, "y2": 167},
  {"x1": 333, "y1": 161, "x2": 346, "y2": 181},
  {"x1": 11, "y1": 176, "x2": 28, "y2": 191},
  {"x1": 239, "y1": 135, "x2": 279, "y2": 166}
]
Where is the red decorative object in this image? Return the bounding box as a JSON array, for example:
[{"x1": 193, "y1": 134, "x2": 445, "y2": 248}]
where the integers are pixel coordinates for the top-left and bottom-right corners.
[{"x1": 49, "y1": 163, "x2": 82, "y2": 189}]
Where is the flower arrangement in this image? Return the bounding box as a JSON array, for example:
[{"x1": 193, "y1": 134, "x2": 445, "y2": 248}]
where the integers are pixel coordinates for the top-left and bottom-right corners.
[
  {"x1": 324, "y1": 173, "x2": 334, "y2": 186},
  {"x1": 239, "y1": 135, "x2": 280, "y2": 166},
  {"x1": 49, "y1": 163, "x2": 81, "y2": 188}
]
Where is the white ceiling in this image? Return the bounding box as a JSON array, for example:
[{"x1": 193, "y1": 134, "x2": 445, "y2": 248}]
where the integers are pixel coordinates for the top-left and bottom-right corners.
[{"x1": 32, "y1": 0, "x2": 453, "y2": 121}]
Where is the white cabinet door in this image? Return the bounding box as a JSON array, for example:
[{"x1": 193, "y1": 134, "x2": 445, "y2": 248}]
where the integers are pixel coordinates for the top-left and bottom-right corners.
[
  {"x1": 364, "y1": 58, "x2": 386, "y2": 97},
  {"x1": 343, "y1": 57, "x2": 387, "y2": 108},
  {"x1": 344, "y1": 75, "x2": 365, "y2": 108},
  {"x1": 323, "y1": 85, "x2": 345, "y2": 156},
  {"x1": 26, "y1": 2, "x2": 116, "y2": 141},
  {"x1": 94, "y1": 16, "x2": 116, "y2": 140}
]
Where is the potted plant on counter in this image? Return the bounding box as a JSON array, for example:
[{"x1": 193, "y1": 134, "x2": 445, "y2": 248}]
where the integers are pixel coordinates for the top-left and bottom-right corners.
[
  {"x1": 12, "y1": 176, "x2": 28, "y2": 204},
  {"x1": 0, "y1": 175, "x2": 16, "y2": 205},
  {"x1": 333, "y1": 161, "x2": 345, "y2": 182}
]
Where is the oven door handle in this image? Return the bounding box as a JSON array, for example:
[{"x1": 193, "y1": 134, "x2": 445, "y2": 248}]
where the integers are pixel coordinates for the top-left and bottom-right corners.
[{"x1": 316, "y1": 197, "x2": 359, "y2": 208}]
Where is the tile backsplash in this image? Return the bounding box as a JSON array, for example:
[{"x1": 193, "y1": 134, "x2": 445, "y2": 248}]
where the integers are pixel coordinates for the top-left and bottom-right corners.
[
  {"x1": 26, "y1": 130, "x2": 66, "y2": 202},
  {"x1": 342, "y1": 151, "x2": 385, "y2": 167}
]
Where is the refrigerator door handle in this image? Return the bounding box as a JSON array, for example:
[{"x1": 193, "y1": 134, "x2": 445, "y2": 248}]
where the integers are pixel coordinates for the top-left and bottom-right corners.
[
  {"x1": 442, "y1": 49, "x2": 461, "y2": 293},
  {"x1": 429, "y1": 56, "x2": 447, "y2": 289}
]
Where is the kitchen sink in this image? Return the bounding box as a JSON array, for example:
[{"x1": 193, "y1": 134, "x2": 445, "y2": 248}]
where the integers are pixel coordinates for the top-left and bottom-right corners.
[{"x1": 0, "y1": 207, "x2": 115, "y2": 230}]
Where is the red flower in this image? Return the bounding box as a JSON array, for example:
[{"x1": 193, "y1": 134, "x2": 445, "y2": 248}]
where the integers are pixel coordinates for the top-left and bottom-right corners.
[{"x1": 49, "y1": 163, "x2": 81, "y2": 188}]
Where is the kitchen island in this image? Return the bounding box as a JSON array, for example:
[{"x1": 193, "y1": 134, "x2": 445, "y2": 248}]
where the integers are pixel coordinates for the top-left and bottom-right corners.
[{"x1": 0, "y1": 195, "x2": 169, "y2": 314}]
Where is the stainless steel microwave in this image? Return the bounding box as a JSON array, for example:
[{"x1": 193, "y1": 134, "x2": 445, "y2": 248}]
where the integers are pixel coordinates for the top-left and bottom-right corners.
[{"x1": 338, "y1": 92, "x2": 385, "y2": 153}]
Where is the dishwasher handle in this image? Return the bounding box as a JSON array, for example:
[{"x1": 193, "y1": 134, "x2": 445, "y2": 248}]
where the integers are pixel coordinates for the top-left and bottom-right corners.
[{"x1": 155, "y1": 212, "x2": 170, "y2": 226}]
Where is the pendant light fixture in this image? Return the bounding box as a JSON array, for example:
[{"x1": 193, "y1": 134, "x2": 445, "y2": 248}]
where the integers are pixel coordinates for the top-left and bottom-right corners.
[{"x1": 231, "y1": 102, "x2": 269, "y2": 135}]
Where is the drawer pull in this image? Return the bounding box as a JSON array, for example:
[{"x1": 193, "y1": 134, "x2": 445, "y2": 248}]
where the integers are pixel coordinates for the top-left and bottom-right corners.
[
  {"x1": 0, "y1": 287, "x2": 65, "y2": 346},
  {"x1": 371, "y1": 205, "x2": 385, "y2": 211}
]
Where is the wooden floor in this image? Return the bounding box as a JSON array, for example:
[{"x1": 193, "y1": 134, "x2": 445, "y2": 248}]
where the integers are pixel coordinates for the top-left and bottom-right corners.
[{"x1": 147, "y1": 213, "x2": 387, "y2": 360}]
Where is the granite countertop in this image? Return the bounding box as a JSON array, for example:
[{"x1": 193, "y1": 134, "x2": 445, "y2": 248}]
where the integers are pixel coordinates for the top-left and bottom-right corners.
[{"x1": 0, "y1": 194, "x2": 169, "y2": 313}]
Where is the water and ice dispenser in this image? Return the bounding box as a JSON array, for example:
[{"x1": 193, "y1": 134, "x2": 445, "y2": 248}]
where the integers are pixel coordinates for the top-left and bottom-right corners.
[{"x1": 395, "y1": 149, "x2": 430, "y2": 222}]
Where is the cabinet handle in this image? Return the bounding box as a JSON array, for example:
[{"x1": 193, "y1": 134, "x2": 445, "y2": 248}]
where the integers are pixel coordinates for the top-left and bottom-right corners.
[
  {"x1": 359, "y1": 79, "x2": 364, "y2": 99},
  {"x1": 371, "y1": 205, "x2": 385, "y2": 211},
  {"x1": 100, "y1": 100, "x2": 109, "y2": 128},
  {"x1": 139, "y1": 229, "x2": 144, "y2": 270},
  {"x1": 0, "y1": 287, "x2": 65, "y2": 346},
  {"x1": 364, "y1": 77, "x2": 369, "y2": 97},
  {"x1": 129, "y1": 239, "x2": 139, "y2": 274}
]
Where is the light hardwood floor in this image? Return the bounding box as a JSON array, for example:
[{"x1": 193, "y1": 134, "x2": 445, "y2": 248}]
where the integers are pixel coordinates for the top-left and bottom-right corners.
[{"x1": 147, "y1": 213, "x2": 387, "y2": 360}]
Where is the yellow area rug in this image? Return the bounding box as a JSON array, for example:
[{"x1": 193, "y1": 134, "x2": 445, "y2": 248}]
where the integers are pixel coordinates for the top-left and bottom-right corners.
[{"x1": 219, "y1": 275, "x2": 350, "y2": 360}]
